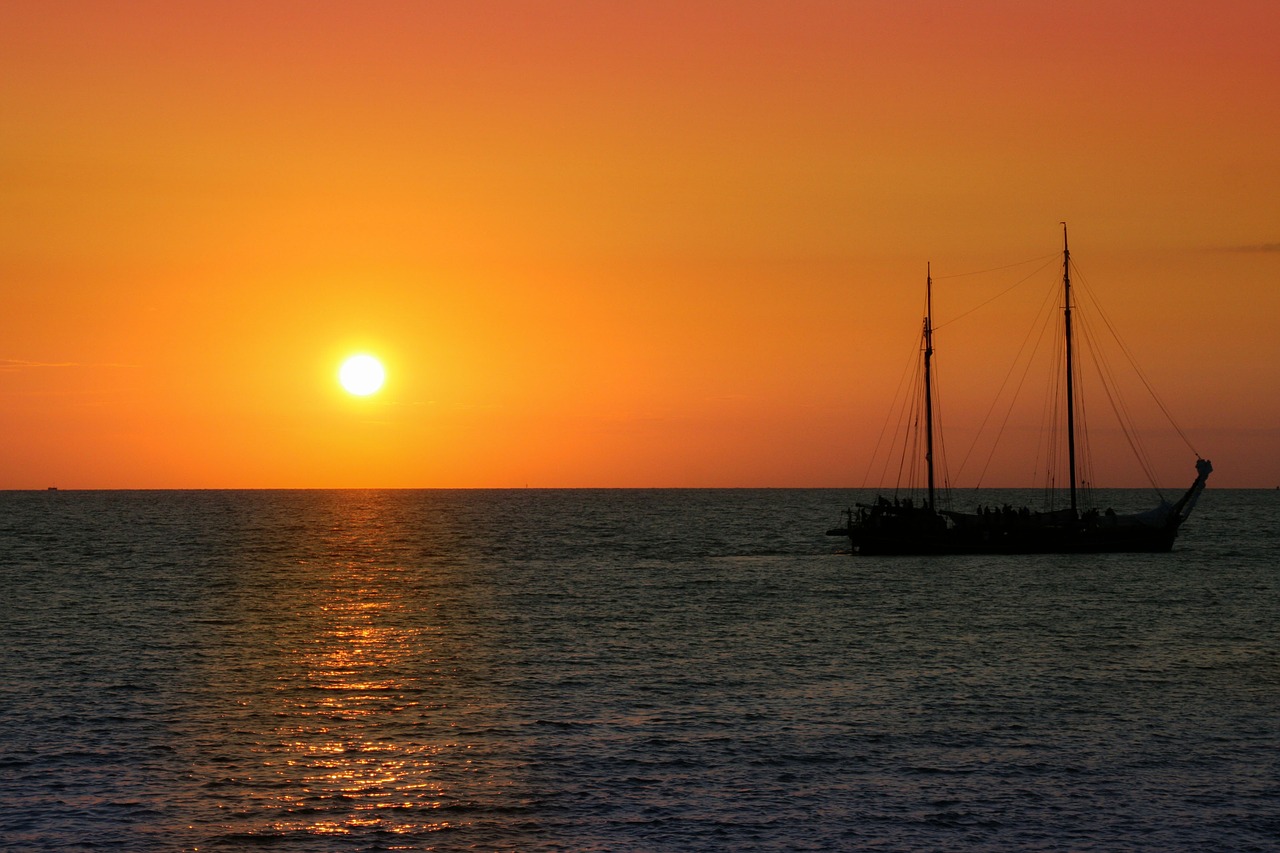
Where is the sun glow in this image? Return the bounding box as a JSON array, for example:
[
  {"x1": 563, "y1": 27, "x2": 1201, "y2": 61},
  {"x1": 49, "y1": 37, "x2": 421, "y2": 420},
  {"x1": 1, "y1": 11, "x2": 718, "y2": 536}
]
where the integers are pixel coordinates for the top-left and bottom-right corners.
[{"x1": 338, "y1": 354, "x2": 385, "y2": 396}]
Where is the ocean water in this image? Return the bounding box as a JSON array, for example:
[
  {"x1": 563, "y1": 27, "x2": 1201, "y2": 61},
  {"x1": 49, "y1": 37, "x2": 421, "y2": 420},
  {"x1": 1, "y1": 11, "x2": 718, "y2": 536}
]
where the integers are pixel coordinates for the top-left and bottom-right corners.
[{"x1": 1, "y1": 488, "x2": 1277, "y2": 852}]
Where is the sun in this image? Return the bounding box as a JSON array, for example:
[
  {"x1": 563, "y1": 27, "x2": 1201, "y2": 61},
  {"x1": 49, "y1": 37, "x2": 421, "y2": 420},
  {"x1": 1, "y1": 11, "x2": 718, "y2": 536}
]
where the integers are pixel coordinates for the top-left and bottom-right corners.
[{"x1": 338, "y1": 354, "x2": 386, "y2": 396}]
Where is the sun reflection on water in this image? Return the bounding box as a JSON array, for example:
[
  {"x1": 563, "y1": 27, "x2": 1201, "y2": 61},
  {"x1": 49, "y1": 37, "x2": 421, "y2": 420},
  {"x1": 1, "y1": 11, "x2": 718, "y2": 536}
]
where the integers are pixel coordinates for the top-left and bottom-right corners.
[{"x1": 248, "y1": 501, "x2": 475, "y2": 840}]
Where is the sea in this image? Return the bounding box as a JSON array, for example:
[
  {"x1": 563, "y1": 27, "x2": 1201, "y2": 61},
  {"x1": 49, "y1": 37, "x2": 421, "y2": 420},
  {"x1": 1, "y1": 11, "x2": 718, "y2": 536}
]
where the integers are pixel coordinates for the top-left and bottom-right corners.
[{"x1": 1, "y1": 488, "x2": 1277, "y2": 852}]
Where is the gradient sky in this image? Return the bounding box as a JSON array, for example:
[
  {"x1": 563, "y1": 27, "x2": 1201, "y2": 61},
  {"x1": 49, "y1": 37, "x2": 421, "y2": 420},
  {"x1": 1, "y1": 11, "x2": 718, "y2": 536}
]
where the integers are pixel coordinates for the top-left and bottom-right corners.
[{"x1": 3, "y1": 1, "x2": 1278, "y2": 489}]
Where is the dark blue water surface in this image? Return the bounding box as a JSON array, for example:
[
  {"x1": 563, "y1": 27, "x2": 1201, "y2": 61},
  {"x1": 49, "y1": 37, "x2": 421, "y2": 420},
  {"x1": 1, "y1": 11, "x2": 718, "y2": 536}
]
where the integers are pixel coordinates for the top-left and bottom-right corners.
[{"x1": 1, "y1": 489, "x2": 1277, "y2": 851}]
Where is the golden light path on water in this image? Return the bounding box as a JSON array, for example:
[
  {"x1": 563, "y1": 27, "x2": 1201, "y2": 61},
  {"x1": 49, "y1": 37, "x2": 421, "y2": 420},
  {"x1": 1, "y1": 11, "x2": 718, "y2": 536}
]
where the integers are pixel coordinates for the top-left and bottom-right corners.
[
  {"x1": 272, "y1": 568, "x2": 442, "y2": 835},
  {"x1": 243, "y1": 496, "x2": 516, "y2": 842}
]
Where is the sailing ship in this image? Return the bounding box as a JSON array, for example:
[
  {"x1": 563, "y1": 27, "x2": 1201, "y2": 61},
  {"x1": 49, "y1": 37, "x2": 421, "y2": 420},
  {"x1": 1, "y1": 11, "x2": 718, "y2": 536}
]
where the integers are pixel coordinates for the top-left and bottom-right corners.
[{"x1": 828, "y1": 226, "x2": 1211, "y2": 555}]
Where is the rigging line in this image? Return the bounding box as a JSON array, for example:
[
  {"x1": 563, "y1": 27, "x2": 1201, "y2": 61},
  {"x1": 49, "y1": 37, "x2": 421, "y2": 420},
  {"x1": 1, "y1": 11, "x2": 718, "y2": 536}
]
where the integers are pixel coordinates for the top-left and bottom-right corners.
[
  {"x1": 1071, "y1": 262, "x2": 1202, "y2": 459},
  {"x1": 862, "y1": 336, "x2": 920, "y2": 490},
  {"x1": 961, "y1": 276, "x2": 1056, "y2": 487},
  {"x1": 1084, "y1": 322, "x2": 1162, "y2": 491},
  {"x1": 882, "y1": 347, "x2": 921, "y2": 492},
  {"x1": 1072, "y1": 324, "x2": 1097, "y2": 505},
  {"x1": 902, "y1": 361, "x2": 925, "y2": 494},
  {"x1": 1008, "y1": 300, "x2": 1059, "y2": 489},
  {"x1": 933, "y1": 252, "x2": 1058, "y2": 280},
  {"x1": 1078, "y1": 312, "x2": 1164, "y2": 493},
  {"x1": 956, "y1": 274, "x2": 1061, "y2": 484},
  {"x1": 932, "y1": 355, "x2": 951, "y2": 508},
  {"x1": 1042, "y1": 307, "x2": 1067, "y2": 508},
  {"x1": 897, "y1": 360, "x2": 925, "y2": 495},
  {"x1": 934, "y1": 257, "x2": 1058, "y2": 331}
]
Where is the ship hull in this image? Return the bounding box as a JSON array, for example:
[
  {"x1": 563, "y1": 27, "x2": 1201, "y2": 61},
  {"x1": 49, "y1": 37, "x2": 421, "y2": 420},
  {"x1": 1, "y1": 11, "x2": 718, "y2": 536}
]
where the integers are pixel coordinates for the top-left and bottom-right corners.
[
  {"x1": 832, "y1": 524, "x2": 1179, "y2": 556},
  {"x1": 827, "y1": 504, "x2": 1185, "y2": 555}
]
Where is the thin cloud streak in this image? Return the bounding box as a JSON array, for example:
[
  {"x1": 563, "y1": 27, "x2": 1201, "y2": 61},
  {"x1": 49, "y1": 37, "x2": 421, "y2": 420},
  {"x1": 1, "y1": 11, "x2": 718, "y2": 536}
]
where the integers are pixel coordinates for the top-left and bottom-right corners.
[
  {"x1": 1218, "y1": 243, "x2": 1280, "y2": 253},
  {"x1": 0, "y1": 359, "x2": 135, "y2": 371}
]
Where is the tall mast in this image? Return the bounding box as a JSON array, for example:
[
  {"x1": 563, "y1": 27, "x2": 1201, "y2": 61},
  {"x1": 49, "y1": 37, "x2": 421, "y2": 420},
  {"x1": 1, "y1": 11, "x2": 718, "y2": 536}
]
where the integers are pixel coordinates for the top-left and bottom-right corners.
[
  {"x1": 924, "y1": 264, "x2": 936, "y2": 510},
  {"x1": 1062, "y1": 223, "x2": 1078, "y2": 513}
]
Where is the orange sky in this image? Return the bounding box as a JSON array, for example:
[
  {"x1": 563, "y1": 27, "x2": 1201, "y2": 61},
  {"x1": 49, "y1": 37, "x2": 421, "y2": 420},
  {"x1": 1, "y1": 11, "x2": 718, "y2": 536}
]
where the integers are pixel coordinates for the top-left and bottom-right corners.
[{"x1": 2, "y1": 1, "x2": 1278, "y2": 488}]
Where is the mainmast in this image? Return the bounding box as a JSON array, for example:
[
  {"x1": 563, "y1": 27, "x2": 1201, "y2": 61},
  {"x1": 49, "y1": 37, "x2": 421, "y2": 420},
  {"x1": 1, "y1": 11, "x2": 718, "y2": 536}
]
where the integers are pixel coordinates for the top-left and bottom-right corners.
[
  {"x1": 1062, "y1": 223, "x2": 1078, "y2": 514},
  {"x1": 924, "y1": 264, "x2": 936, "y2": 510}
]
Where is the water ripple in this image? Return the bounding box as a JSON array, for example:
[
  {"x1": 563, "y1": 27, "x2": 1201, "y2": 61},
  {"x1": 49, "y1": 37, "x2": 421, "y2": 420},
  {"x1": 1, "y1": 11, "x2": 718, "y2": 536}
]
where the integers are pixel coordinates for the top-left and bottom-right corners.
[{"x1": 0, "y1": 489, "x2": 1277, "y2": 850}]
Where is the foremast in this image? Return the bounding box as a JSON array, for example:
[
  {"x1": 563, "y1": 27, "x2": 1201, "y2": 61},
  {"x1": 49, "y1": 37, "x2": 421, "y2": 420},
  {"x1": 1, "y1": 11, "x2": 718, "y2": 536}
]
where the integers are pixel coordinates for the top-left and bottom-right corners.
[
  {"x1": 924, "y1": 264, "x2": 936, "y2": 511},
  {"x1": 1062, "y1": 223, "x2": 1078, "y2": 514}
]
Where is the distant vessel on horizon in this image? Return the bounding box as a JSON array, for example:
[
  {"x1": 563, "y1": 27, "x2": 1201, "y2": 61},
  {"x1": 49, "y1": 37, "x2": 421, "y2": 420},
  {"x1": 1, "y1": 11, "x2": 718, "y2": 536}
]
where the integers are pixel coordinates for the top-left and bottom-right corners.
[{"x1": 828, "y1": 226, "x2": 1211, "y2": 555}]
